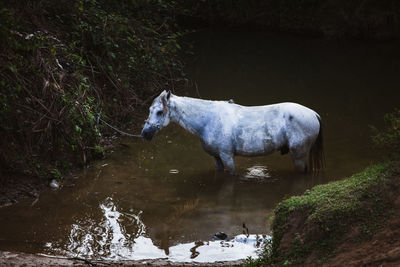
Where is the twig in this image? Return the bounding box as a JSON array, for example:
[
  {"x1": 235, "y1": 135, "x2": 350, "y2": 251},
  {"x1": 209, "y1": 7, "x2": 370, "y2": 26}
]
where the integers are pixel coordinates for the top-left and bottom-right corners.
[
  {"x1": 195, "y1": 81, "x2": 201, "y2": 98},
  {"x1": 243, "y1": 223, "x2": 250, "y2": 237},
  {"x1": 67, "y1": 257, "x2": 96, "y2": 266},
  {"x1": 31, "y1": 197, "x2": 39, "y2": 207}
]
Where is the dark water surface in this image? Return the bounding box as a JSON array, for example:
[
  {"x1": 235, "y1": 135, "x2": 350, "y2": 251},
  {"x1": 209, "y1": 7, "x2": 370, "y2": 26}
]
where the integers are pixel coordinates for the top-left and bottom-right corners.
[{"x1": 1, "y1": 30, "x2": 399, "y2": 261}]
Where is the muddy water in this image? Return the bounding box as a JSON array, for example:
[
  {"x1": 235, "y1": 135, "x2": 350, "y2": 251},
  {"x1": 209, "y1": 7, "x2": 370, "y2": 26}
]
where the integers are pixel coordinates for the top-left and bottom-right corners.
[{"x1": 1, "y1": 30, "x2": 400, "y2": 261}]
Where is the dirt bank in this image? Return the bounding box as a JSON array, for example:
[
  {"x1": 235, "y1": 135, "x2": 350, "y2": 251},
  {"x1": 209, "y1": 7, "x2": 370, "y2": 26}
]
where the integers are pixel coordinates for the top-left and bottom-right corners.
[
  {"x1": 263, "y1": 163, "x2": 400, "y2": 266},
  {"x1": 323, "y1": 214, "x2": 400, "y2": 267},
  {"x1": 0, "y1": 251, "x2": 243, "y2": 267}
]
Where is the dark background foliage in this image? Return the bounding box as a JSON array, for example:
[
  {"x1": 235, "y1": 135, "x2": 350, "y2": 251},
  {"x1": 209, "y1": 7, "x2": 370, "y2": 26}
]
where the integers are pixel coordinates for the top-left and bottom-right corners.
[{"x1": 177, "y1": 0, "x2": 400, "y2": 39}]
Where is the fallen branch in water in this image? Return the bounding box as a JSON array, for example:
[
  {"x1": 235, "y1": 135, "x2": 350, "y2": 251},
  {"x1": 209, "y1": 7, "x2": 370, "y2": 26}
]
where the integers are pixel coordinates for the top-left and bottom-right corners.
[{"x1": 67, "y1": 257, "x2": 96, "y2": 266}]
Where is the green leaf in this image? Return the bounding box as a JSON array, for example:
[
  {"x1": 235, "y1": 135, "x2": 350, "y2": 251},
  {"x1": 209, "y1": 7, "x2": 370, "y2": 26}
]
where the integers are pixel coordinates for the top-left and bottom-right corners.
[{"x1": 9, "y1": 66, "x2": 18, "y2": 73}]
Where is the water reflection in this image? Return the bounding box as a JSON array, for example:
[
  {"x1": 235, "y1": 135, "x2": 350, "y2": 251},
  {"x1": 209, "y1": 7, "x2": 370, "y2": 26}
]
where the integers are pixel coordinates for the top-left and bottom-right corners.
[
  {"x1": 64, "y1": 197, "x2": 139, "y2": 259},
  {"x1": 57, "y1": 197, "x2": 267, "y2": 261},
  {"x1": 62, "y1": 197, "x2": 167, "y2": 260},
  {"x1": 167, "y1": 234, "x2": 270, "y2": 262},
  {"x1": 243, "y1": 165, "x2": 272, "y2": 182}
]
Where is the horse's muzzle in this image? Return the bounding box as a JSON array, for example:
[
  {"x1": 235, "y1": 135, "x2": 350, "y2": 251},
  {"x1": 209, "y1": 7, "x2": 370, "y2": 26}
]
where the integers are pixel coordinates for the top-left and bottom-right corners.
[{"x1": 141, "y1": 126, "x2": 157, "y2": 141}]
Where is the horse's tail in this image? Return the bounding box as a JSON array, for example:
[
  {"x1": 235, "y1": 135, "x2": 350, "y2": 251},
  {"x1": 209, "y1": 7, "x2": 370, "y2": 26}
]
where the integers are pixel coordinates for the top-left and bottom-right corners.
[{"x1": 308, "y1": 114, "x2": 325, "y2": 171}]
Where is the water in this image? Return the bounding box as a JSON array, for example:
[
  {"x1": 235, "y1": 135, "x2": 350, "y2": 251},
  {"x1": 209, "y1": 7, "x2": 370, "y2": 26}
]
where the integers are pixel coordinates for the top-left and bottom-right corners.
[{"x1": 1, "y1": 30, "x2": 399, "y2": 261}]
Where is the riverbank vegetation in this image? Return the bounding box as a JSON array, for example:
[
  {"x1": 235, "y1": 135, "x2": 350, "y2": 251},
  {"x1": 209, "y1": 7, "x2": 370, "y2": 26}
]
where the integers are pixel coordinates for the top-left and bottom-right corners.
[{"x1": 0, "y1": 0, "x2": 187, "y2": 181}]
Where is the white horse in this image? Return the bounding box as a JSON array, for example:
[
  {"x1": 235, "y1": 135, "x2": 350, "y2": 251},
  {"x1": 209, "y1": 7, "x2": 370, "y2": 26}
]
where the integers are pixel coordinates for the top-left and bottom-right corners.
[{"x1": 141, "y1": 90, "x2": 324, "y2": 174}]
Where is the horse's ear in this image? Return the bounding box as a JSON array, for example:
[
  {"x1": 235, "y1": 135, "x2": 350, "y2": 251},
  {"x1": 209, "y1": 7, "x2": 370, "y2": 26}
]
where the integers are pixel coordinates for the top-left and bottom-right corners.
[{"x1": 161, "y1": 90, "x2": 171, "y2": 113}]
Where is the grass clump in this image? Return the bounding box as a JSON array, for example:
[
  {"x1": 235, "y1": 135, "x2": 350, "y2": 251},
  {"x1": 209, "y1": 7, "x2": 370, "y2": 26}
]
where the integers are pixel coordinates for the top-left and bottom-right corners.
[{"x1": 247, "y1": 163, "x2": 398, "y2": 266}]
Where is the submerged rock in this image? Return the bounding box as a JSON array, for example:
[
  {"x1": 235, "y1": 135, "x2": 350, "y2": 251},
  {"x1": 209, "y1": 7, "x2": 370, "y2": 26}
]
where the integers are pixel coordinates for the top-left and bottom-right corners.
[{"x1": 214, "y1": 232, "x2": 228, "y2": 240}]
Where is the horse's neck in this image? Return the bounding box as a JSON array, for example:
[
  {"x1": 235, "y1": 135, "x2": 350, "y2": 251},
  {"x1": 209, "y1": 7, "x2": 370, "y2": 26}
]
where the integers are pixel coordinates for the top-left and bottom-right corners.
[{"x1": 169, "y1": 96, "x2": 210, "y2": 137}]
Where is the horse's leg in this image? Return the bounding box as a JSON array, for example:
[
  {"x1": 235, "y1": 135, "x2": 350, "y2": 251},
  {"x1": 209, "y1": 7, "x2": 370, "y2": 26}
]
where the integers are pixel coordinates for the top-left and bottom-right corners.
[
  {"x1": 219, "y1": 152, "x2": 236, "y2": 175},
  {"x1": 292, "y1": 155, "x2": 307, "y2": 172},
  {"x1": 290, "y1": 147, "x2": 308, "y2": 173},
  {"x1": 213, "y1": 156, "x2": 224, "y2": 171}
]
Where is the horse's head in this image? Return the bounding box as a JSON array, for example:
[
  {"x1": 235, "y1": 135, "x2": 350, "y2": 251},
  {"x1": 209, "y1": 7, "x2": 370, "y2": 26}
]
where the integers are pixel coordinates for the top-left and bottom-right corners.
[{"x1": 141, "y1": 90, "x2": 171, "y2": 141}]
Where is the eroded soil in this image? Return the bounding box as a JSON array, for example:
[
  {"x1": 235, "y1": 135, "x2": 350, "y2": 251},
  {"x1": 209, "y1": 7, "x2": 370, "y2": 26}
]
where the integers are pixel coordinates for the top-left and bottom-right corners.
[{"x1": 323, "y1": 200, "x2": 400, "y2": 266}]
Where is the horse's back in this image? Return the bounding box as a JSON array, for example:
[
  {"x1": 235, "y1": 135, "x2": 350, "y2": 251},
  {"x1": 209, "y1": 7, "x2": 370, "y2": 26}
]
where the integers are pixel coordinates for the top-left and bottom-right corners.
[
  {"x1": 228, "y1": 102, "x2": 320, "y2": 156},
  {"x1": 233, "y1": 102, "x2": 319, "y2": 129}
]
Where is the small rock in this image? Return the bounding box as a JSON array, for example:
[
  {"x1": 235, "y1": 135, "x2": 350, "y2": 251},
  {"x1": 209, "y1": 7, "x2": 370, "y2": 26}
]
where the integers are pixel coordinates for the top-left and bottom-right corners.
[
  {"x1": 49, "y1": 179, "x2": 60, "y2": 189},
  {"x1": 214, "y1": 232, "x2": 228, "y2": 240}
]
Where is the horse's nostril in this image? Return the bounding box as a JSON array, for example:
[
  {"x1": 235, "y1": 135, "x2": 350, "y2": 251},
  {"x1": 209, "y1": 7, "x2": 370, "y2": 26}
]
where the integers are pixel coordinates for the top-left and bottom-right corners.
[
  {"x1": 141, "y1": 127, "x2": 156, "y2": 141},
  {"x1": 142, "y1": 131, "x2": 153, "y2": 141}
]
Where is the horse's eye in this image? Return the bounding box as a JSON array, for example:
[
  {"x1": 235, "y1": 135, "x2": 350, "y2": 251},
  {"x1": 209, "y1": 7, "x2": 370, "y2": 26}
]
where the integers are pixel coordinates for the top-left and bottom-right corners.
[{"x1": 156, "y1": 110, "x2": 163, "y2": 116}]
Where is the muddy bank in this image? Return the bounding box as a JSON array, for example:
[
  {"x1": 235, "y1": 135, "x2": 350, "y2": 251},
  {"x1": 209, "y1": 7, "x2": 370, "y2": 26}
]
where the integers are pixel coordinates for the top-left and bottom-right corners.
[
  {"x1": 0, "y1": 174, "x2": 45, "y2": 208},
  {"x1": 0, "y1": 251, "x2": 243, "y2": 267},
  {"x1": 323, "y1": 215, "x2": 400, "y2": 266},
  {"x1": 0, "y1": 135, "x2": 122, "y2": 208}
]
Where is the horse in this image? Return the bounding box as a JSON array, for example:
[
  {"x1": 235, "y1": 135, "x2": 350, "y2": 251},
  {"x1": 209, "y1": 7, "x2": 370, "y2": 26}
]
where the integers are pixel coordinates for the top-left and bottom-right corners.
[{"x1": 141, "y1": 90, "x2": 324, "y2": 174}]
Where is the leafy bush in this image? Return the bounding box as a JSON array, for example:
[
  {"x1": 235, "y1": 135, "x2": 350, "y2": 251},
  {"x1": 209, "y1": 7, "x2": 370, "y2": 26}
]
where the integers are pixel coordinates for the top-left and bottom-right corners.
[
  {"x1": 0, "y1": 0, "x2": 186, "y2": 179},
  {"x1": 371, "y1": 109, "x2": 400, "y2": 159}
]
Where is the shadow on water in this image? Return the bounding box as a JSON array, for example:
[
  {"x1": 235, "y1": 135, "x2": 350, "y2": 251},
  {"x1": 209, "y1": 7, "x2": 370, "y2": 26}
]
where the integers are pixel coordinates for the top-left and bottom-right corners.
[{"x1": 0, "y1": 30, "x2": 400, "y2": 261}]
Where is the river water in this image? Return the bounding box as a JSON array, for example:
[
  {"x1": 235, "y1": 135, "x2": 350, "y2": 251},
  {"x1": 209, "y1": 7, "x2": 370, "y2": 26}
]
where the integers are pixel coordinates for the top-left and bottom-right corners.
[{"x1": 0, "y1": 30, "x2": 399, "y2": 262}]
